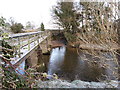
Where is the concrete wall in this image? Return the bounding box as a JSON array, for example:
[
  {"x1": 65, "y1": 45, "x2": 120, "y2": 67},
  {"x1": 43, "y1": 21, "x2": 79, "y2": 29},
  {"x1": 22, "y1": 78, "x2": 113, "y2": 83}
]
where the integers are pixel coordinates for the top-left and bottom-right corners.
[
  {"x1": 25, "y1": 45, "x2": 42, "y2": 68},
  {"x1": 39, "y1": 36, "x2": 51, "y2": 54},
  {"x1": 25, "y1": 37, "x2": 51, "y2": 68}
]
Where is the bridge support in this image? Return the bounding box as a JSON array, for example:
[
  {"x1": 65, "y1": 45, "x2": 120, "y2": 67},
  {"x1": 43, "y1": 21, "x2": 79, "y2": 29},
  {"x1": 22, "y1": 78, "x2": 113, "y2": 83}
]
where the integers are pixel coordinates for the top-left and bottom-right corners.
[
  {"x1": 24, "y1": 36, "x2": 51, "y2": 70},
  {"x1": 25, "y1": 45, "x2": 42, "y2": 69},
  {"x1": 39, "y1": 36, "x2": 51, "y2": 54}
]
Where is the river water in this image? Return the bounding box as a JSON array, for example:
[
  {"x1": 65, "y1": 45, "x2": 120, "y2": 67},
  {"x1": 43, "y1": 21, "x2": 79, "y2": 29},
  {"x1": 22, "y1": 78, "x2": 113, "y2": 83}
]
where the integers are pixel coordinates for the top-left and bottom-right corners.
[
  {"x1": 40, "y1": 46, "x2": 118, "y2": 82},
  {"x1": 17, "y1": 45, "x2": 118, "y2": 82}
]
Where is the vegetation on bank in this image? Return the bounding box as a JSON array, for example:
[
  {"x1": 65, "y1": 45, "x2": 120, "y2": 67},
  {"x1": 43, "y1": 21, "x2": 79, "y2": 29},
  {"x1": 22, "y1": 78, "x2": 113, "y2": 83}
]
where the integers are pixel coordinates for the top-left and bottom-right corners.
[
  {"x1": 52, "y1": 1, "x2": 119, "y2": 46},
  {"x1": 52, "y1": 1, "x2": 79, "y2": 42},
  {"x1": 52, "y1": 0, "x2": 119, "y2": 82}
]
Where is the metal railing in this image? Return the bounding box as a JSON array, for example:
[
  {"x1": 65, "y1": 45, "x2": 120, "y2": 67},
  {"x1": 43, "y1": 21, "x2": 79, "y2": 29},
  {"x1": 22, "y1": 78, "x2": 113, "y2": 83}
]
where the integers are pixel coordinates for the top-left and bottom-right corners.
[{"x1": 3, "y1": 31, "x2": 50, "y2": 58}]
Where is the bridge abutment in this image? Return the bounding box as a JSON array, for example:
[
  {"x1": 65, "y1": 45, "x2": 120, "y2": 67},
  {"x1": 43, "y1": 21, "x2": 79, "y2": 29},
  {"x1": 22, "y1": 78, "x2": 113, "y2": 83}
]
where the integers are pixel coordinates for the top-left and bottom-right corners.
[
  {"x1": 25, "y1": 45, "x2": 43, "y2": 69},
  {"x1": 25, "y1": 37, "x2": 51, "y2": 69}
]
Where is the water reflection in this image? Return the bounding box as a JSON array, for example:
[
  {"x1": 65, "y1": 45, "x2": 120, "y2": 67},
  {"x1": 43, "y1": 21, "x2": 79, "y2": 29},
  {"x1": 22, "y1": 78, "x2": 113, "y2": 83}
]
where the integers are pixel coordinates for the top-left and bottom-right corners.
[
  {"x1": 46, "y1": 47, "x2": 118, "y2": 82},
  {"x1": 48, "y1": 47, "x2": 66, "y2": 75},
  {"x1": 16, "y1": 61, "x2": 25, "y2": 75}
]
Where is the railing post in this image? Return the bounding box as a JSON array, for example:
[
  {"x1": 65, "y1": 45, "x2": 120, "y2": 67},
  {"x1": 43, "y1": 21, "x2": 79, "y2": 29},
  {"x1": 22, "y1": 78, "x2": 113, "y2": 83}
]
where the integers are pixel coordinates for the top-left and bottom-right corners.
[
  {"x1": 46, "y1": 31, "x2": 47, "y2": 36},
  {"x1": 45, "y1": 31, "x2": 46, "y2": 36},
  {"x1": 28, "y1": 35, "x2": 30, "y2": 51},
  {"x1": 41, "y1": 32, "x2": 43, "y2": 39},
  {"x1": 12, "y1": 38, "x2": 16, "y2": 57},
  {"x1": 37, "y1": 34, "x2": 39, "y2": 44},
  {"x1": 34, "y1": 35, "x2": 36, "y2": 46},
  {"x1": 18, "y1": 37, "x2": 21, "y2": 58},
  {"x1": 21, "y1": 37, "x2": 24, "y2": 47},
  {"x1": 10, "y1": 38, "x2": 15, "y2": 57}
]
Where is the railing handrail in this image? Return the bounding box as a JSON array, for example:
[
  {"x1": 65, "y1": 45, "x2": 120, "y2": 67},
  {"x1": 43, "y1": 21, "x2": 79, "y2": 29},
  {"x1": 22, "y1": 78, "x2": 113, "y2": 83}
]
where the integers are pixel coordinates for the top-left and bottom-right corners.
[
  {"x1": 9, "y1": 31, "x2": 44, "y2": 38},
  {"x1": 4, "y1": 30, "x2": 50, "y2": 58}
]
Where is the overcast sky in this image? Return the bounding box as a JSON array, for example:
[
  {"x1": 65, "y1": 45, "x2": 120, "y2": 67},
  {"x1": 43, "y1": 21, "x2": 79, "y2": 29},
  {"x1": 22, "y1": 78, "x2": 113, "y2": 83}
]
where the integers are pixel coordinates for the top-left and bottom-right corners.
[
  {"x1": 0, "y1": 0, "x2": 118, "y2": 29},
  {"x1": 0, "y1": 0, "x2": 58, "y2": 29}
]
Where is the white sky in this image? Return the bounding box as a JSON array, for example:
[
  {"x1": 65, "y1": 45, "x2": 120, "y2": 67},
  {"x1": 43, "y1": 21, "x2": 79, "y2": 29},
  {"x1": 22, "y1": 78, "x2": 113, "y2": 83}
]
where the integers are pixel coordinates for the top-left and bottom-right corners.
[
  {"x1": 1, "y1": 0, "x2": 117, "y2": 29},
  {"x1": 0, "y1": 0, "x2": 57, "y2": 29}
]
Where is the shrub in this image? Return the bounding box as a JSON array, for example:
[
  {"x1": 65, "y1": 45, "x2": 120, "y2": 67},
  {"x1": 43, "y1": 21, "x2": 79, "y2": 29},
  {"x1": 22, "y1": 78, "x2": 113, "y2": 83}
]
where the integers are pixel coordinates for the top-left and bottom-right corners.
[{"x1": 10, "y1": 23, "x2": 24, "y2": 33}]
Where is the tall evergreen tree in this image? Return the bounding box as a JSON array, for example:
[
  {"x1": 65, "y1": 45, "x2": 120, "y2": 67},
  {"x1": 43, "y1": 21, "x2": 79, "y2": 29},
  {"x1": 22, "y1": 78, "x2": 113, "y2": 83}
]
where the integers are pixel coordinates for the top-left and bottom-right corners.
[
  {"x1": 40, "y1": 23, "x2": 45, "y2": 31},
  {"x1": 53, "y1": 1, "x2": 79, "y2": 34}
]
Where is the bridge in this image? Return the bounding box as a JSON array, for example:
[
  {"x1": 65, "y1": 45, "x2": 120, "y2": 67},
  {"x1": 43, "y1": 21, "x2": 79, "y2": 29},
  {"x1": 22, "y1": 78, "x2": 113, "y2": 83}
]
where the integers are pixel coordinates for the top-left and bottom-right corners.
[{"x1": 0, "y1": 30, "x2": 51, "y2": 74}]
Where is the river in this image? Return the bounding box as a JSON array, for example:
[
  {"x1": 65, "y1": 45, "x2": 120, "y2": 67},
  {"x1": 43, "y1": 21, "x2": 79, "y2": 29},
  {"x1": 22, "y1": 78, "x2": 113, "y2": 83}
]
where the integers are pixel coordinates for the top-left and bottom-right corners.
[
  {"x1": 39, "y1": 46, "x2": 118, "y2": 82},
  {"x1": 16, "y1": 46, "x2": 118, "y2": 82}
]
